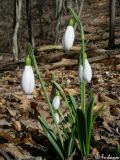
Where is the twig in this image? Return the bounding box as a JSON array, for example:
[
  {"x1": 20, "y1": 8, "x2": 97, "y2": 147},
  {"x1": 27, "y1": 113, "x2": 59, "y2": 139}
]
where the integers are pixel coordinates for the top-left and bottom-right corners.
[
  {"x1": 74, "y1": 0, "x2": 84, "y2": 31},
  {"x1": 0, "y1": 150, "x2": 13, "y2": 160}
]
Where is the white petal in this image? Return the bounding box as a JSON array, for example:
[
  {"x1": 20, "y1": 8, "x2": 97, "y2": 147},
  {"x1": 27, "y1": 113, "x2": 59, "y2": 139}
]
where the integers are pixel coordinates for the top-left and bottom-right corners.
[
  {"x1": 78, "y1": 64, "x2": 83, "y2": 82},
  {"x1": 83, "y1": 59, "x2": 92, "y2": 83},
  {"x1": 52, "y1": 96, "x2": 60, "y2": 110},
  {"x1": 21, "y1": 66, "x2": 35, "y2": 94},
  {"x1": 55, "y1": 113, "x2": 60, "y2": 124},
  {"x1": 62, "y1": 26, "x2": 75, "y2": 51}
]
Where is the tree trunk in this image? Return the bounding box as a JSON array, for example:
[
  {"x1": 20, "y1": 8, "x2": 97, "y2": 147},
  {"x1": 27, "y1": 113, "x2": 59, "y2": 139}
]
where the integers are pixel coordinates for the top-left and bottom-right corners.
[
  {"x1": 54, "y1": 0, "x2": 63, "y2": 44},
  {"x1": 12, "y1": 0, "x2": 22, "y2": 61},
  {"x1": 26, "y1": 0, "x2": 35, "y2": 47},
  {"x1": 108, "y1": 0, "x2": 116, "y2": 49}
]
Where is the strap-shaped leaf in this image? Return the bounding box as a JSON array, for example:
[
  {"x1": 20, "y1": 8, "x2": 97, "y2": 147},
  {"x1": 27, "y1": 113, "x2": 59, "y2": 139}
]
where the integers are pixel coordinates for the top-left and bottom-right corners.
[
  {"x1": 68, "y1": 94, "x2": 78, "y2": 116},
  {"x1": 76, "y1": 109, "x2": 86, "y2": 156},
  {"x1": 38, "y1": 116, "x2": 57, "y2": 140},
  {"x1": 66, "y1": 125, "x2": 76, "y2": 158},
  {"x1": 38, "y1": 117, "x2": 64, "y2": 159},
  {"x1": 86, "y1": 97, "x2": 94, "y2": 154}
]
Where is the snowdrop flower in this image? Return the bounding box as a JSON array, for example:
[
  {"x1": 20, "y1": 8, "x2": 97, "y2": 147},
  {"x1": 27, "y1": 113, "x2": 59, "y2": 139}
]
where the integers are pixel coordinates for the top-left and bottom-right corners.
[
  {"x1": 83, "y1": 59, "x2": 92, "y2": 83},
  {"x1": 78, "y1": 64, "x2": 83, "y2": 82},
  {"x1": 21, "y1": 55, "x2": 35, "y2": 94},
  {"x1": 55, "y1": 112, "x2": 60, "y2": 124},
  {"x1": 62, "y1": 18, "x2": 75, "y2": 51},
  {"x1": 78, "y1": 59, "x2": 92, "y2": 83},
  {"x1": 52, "y1": 95, "x2": 60, "y2": 110}
]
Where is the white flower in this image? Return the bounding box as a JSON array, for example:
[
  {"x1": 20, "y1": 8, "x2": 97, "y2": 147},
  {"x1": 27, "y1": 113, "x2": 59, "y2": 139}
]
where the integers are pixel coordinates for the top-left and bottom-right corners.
[
  {"x1": 78, "y1": 64, "x2": 83, "y2": 82},
  {"x1": 52, "y1": 96, "x2": 60, "y2": 110},
  {"x1": 62, "y1": 26, "x2": 75, "y2": 51},
  {"x1": 21, "y1": 65, "x2": 35, "y2": 94},
  {"x1": 55, "y1": 112, "x2": 60, "y2": 124},
  {"x1": 83, "y1": 59, "x2": 92, "y2": 83},
  {"x1": 78, "y1": 59, "x2": 92, "y2": 83}
]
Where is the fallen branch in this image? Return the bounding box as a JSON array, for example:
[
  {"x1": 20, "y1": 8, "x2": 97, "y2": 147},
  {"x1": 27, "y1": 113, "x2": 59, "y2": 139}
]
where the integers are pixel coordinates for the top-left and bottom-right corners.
[
  {"x1": 37, "y1": 44, "x2": 80, "y2": 52},
  {"x1": 0, "y1": 47, "x2": 120, "y2": 72},
  {"x1": 41, "y1": 54, "x2": 108, "y2": 71}
]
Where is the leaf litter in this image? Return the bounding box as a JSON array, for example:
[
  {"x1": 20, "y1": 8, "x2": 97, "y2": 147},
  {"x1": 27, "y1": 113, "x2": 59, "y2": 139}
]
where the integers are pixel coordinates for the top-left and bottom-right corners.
[{"x1": 0, "y1": 50, "x2": 119, "y2": 159}]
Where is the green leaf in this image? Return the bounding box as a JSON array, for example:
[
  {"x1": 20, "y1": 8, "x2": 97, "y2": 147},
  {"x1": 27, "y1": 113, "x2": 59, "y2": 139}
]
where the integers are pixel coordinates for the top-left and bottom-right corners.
[
  {"x1": 68, "y1": 94, "x2": 78, "y2": 116},
  {"x1": 53, "y1": 81, "x2": 67, "y2": 102},
  {"x1": 66, "y1": 125, "x2": 76, "y2": 158},
  {"x1": 116, "y1": 145, "x2": 120, "y2": 156},
  {"x1": 38, "y1": 116, "x2": 57, "y2": 140},
  {"x1": 86, "y1": 97, "x2": 95, "y2": 154},
  {"x1": 38, "y1": 117, "x2": 64, "y2": 160},
  {"x1": 76, "y1": 109, "x2": 86, "y2": 156}
]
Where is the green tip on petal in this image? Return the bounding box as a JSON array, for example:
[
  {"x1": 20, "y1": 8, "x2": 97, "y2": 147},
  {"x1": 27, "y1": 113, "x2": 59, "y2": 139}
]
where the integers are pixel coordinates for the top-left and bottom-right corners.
[
  {"x1": 84, "y1": 52, "x2": 87, "y2": 59},
  {"x1": 68, "y1": 18, "x2": 75, "y2": 26},
  {"x1": 25, "y1": 55, "x2": 31, "y2": 65},
  {"x1": 56, "y1": 91, "x2": 60, "y2": 96}
]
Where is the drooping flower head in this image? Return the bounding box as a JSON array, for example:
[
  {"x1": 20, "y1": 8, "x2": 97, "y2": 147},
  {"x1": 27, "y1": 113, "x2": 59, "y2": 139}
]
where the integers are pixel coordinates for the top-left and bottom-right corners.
[
  {"x1": 78, "y1": 58, "x2": 92, "y2": 83},
  {"x1": 21, "y1": 55, "x2": 35, "y2": 95},
  {"x1": 62, "y1": 18, "x2": 75, "y2": 51},
  {"x1": 52, "y1": 91, "x2": 60, "y2": 110},
  {"x1": 55, "y1": 112, "x2": 60, "y2": 124},
  {"x1": 83, "y1": 59, "x2": 92, "y2": 83}
]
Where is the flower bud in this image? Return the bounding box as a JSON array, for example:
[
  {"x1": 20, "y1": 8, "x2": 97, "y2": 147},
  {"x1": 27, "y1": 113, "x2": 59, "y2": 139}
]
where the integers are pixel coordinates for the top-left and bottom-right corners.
[
  {"x1": 55, "y1": 112, "x2": 60, "y2": 124},
  {"x1": 62, "y1": 25, "x2": 75, "y2": 51},
  {"x1": 21, "y1": 65, "x2": 35, "y2": 94},
  {"x1": 52, "y1": 96, "x2": 60, "y2": 110},
  {"x1": 83, "y1": 59, "x2": 92, "y2": 83},
  {"x1": 78, "y1": 64, "x2": 83, "y2": 82}
]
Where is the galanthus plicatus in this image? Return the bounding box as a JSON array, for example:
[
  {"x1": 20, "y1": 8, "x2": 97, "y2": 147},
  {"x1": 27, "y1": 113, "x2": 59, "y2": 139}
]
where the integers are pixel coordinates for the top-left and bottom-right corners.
[
  {"x1": 52, "y1": 95, "x2": 60, "y2": 110},
  {"x1": 21, "y1": 55, "x2": 35, "y2": 94},
  {"x1": 78, "y1": 59, "x2": 92, "y2": 83},
  {"x1": 83, "y1": 59, "x2": 92, "y2": 83},
  {"x1": 62, "y1": 18, "x2": 75, "y2": 51},
  {"x1": 55, "y1": 112, "x2": 60, "y2": 124},
  {"x1": 78, "y1": 64, "x2": 83, "y2": 82}
]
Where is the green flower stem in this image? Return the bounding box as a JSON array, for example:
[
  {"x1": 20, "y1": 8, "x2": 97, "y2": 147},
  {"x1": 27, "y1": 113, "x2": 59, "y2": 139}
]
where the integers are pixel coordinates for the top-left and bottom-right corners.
[
  {"x1": 80, "y1": 81, "x2": 86, "y2": 115},
  {"x1": 68, "y1": 7, "x2": 85, "y2": 65},
  {"x1": 28, "y1": 44, "x2": 64, "y2": 148},
  {"x1": 68, "y1": 7, "x2": 86, "y2": 114}
]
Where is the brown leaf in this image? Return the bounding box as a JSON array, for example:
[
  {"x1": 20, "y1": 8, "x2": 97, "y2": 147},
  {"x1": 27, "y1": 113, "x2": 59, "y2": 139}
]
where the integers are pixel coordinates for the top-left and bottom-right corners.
[
  {"x1": 0, "y1": 119, "x2": 11, "y2": 127},
  {"x1": 116, "y1": 64, "x2": 120, "y2": 71},
  {"x1": 0, "y1": 143, "x2": 32, "y2": 159},
  {"x1": 12, "y1": 120, "x2": 21, "y2": 131},
  {"x1": 6, "y1": 107, "x2": 17, "y2": 117},
  {"x1": 92, "y1": 148, "x2": 99, "y2": 157}
]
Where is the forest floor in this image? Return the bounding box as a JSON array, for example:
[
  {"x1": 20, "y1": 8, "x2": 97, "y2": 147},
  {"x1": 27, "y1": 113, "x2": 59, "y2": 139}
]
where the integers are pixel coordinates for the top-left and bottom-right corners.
[{"x1": 0, "y1": 47, "x2": 120, "y2": 160}]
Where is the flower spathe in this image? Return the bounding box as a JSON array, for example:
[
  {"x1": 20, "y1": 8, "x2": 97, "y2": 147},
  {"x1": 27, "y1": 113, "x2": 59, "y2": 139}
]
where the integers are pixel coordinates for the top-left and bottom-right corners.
[
  {"x1": 62, "y1": 26, "x2": 75, "y2": 51},
  {"x1": 55, "y1": 112, "x2": 60, "y2": 124},
  {"x1": 52, "y1": 95, "x2": 60, "y2": 110},
  {"x1": 78, "y1": 59, "x2": 92, "y2": 83},
  {"x1": 83, "y1": 59, "x2": 92, "y2": 83},
  {"x1": 21, "y1": 65, "x2": 35, "y2": 94}
]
